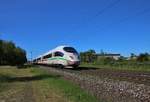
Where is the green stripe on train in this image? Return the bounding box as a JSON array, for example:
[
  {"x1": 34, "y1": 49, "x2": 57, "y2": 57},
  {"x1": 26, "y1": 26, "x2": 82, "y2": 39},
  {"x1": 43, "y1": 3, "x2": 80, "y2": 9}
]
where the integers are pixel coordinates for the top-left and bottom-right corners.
[{"x1": 48, "y1": 57, "x2": 67, "y2": 61}]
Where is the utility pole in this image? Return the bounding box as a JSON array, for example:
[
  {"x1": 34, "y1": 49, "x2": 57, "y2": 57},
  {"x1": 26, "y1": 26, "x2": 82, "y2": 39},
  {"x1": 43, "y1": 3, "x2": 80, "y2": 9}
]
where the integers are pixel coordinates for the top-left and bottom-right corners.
[{"x1": 30, "y1": 51, "x2": 32, "y2": 64}]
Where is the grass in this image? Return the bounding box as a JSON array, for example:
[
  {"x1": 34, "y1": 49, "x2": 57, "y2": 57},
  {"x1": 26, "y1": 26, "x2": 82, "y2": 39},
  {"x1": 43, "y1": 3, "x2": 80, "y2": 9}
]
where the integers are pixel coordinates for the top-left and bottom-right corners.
[
  {"x1": 31, "y1": 67, "x2": 99, "y2": 102},
  {"x1": 80, "y1": 62, "x2": 150, "y2": 72},
  {"x1": 0, "y1": 66, "x2": 99, "y2": 102}
]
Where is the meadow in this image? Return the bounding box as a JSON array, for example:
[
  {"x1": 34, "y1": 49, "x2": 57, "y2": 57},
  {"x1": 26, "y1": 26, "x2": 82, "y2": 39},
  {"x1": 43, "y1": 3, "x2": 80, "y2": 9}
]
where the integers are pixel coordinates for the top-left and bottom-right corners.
[
  {"x1": 0, "y1": 66, "x2": 99, "y2": 102},
  {"x1": 80, "y1": 61, "x2": 150, "y2": 72}
]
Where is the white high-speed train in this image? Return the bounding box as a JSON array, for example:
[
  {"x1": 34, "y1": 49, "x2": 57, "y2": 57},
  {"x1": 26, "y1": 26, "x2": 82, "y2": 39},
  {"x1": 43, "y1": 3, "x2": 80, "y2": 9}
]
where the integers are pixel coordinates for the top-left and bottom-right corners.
[{"x1": 33, "y1": 45, "x2": 80, "y2": 68}]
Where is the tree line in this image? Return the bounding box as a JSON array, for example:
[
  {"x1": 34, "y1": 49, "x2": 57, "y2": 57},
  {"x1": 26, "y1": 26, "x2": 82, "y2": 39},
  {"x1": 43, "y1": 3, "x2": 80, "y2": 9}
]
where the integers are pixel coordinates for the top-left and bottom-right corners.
[
  {"x1": 0, "y1": 39, "x2": 27, "y2": 65},
  {"x1": 80, "y1": 49, "x2": 150, "y2": 64}
]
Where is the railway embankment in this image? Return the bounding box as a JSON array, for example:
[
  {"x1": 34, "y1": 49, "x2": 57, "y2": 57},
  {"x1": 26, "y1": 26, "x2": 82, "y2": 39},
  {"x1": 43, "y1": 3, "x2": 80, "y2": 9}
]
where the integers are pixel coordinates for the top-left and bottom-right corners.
[{"x1": 40, "y1": 66, "x2": 150, "y2": 102}]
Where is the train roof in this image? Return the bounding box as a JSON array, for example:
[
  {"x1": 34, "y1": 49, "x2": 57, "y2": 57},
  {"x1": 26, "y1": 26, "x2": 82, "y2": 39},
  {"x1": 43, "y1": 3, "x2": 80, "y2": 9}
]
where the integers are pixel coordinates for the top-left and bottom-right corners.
[{"x1": 35, "y1": 45, "x2": 70, "y2": 59}]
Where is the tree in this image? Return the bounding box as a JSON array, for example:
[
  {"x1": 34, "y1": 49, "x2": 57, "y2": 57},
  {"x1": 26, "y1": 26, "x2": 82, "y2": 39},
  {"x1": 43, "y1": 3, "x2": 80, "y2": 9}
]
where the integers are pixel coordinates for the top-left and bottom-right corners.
[
  {"x1": 80, "y1": 49, "x2": 97, "y2": 63},
  {"x1": 130, "y1": 53, "x2": 136, "y2": 60},
  {"x1": 0, "y1": 40, "x2": 27, "y2": 65},
  {"x1": 103, "y1": 57, "x2": 115, "y2": 65},
  {"x1": 80, "y1": 52, "x2": 86, "y2": 62},
  {"x1": 0, "y1": 40, "x2": 3, "y2": 64},
  {"x1": 14, "y1": 47, "x2": 27, "y2": 65},
  {"x1": 86, "y1": 50, "x2": 96, "y2": 63},
  {"x1": 118, "y1": 56, "x2": 126, "y2": 61},
  {"x1": 137, "y1": 53, "x2": 149, "y2": 62}
]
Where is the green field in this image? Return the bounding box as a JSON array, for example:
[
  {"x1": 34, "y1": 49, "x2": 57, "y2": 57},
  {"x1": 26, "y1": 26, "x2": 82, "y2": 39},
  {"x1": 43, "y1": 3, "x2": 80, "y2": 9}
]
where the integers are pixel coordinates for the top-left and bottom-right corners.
[
  {"x1": 0, "y1": 66, "x2": 99, "y2": 102},
  {"x1": 80, "y1": 62, "x2": 150, "y2": 72}
]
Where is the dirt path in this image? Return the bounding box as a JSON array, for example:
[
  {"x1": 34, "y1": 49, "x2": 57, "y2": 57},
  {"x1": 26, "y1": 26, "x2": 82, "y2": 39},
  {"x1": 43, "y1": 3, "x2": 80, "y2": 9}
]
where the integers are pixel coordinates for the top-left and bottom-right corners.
[{"x1": 0, "y1": 82, "x2": 34, "y2": 102}]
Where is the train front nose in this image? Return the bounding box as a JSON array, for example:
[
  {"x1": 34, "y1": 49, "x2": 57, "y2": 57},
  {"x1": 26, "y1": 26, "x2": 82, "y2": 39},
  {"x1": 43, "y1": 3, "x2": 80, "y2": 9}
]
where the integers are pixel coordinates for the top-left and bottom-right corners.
[
  {"x1": 67, "y1": 52, "x2": 79, "y2": 60},
  {"x1": 73, "y1": 61, "x2": 80, "y2": 66},
  {"x1": 67, "y1": 60, "x2": 80, "y2": 68},
  {"x1": 67, "y1": 54, "x2": 80, "y2": 66}
]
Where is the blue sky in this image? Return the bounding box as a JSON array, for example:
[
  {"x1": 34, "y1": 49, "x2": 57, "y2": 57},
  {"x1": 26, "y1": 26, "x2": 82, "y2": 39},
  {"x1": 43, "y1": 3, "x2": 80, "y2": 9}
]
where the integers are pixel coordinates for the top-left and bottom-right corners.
[{"x1": 0, "y1": 0, "x2": 150, "y2": 59}]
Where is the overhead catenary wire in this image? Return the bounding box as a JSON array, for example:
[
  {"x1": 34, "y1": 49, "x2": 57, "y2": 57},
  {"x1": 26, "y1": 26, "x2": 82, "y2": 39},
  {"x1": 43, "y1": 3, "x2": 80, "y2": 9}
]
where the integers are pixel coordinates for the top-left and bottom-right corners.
[
  {"x1": 73, "y1": 0, "x2": 121, "y2": 31},
  {"x1": 99, "y1": 7, "x2": 150, "y2": 31},
  {"x1": 73, "y1": 0, "x2": 150, "y2": 34},
  {"x1": 93, "y1": 0, "x2": 121, "y2": 18}
]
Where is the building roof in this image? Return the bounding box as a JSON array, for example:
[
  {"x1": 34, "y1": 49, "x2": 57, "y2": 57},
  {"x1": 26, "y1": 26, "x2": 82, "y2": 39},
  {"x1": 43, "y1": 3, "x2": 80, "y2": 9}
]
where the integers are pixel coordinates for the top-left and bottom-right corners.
[{"x1": 97, "y1": 53, "x2": 121, "y2": 56}]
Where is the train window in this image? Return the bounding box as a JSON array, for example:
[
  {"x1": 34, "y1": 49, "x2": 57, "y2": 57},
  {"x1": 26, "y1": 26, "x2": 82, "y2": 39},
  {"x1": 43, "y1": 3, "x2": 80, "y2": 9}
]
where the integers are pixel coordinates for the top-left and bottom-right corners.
[
  {"x1": 54, "y1": 51, "x2": 64, "y2": 57},
  {"x1": 63, "y1": 47, "x2": 77, "y2": 53},
  {"x1": 37, "y1": 58, "x2": 41, "y2": 60},
  {"x1": 43, "y1": 54, "x2": 52, "y2": 59}
]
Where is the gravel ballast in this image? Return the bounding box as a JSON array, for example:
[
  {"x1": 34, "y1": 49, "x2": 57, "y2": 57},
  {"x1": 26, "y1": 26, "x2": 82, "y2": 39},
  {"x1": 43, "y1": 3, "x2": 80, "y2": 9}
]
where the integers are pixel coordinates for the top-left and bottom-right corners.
[{"x1": 40, "y1": 66, "x2": 150, "y2": 102}]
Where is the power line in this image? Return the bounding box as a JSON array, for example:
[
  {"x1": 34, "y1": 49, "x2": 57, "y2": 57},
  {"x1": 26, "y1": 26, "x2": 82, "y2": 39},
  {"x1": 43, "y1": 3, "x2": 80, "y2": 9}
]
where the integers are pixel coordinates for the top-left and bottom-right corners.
[
  {"x1": 73, "y1": 0, "x2": 121, "y2": 32},
  {"x1": 94, "y1": 0, "x2": 121, "y2": 18},
  {"x1": 100, "y1": 7, "x2": 150, "y2": 31},
  {"x1": 73, "y1": 1, "x2": 150, "y2": 34},
  {"x1": 117, "y1": 8, "x2": 150, "y2": 24}
]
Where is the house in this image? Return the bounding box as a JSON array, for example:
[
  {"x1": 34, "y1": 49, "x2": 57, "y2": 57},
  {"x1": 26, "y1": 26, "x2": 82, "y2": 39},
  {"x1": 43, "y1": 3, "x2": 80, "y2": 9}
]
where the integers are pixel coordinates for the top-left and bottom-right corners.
[{"x1": 96, "y1": 53, "x2": 121, "y2": 60}]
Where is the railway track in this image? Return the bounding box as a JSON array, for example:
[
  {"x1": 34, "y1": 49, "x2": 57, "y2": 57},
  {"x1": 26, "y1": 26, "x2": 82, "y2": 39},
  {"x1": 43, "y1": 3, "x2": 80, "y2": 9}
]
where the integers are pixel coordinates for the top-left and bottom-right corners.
[
  {"x1": 41, "y1": 65, "x2": 150, "y2": 85},
  {"x1": 39, "y1": 65, "x2": 150, "y2": 102}
]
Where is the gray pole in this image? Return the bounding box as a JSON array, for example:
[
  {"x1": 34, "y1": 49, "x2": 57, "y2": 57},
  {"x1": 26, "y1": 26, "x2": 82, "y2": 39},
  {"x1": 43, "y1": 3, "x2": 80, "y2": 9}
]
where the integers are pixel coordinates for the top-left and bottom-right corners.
[{"x1": 30, "y1": 51, "x2": 32, "y2": 63}]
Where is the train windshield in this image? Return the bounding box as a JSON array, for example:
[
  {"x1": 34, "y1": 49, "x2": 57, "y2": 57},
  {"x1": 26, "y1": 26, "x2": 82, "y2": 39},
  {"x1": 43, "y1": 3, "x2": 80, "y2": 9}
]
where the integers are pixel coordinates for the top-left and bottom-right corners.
[{"x1": 63, "y1": 47, "x2": 78, "y2": 53}]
